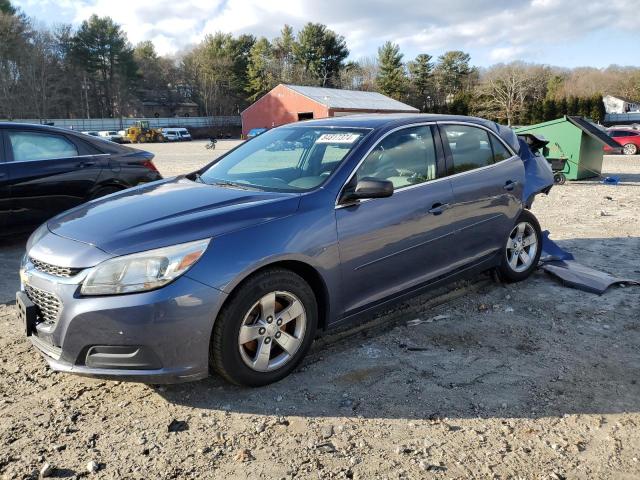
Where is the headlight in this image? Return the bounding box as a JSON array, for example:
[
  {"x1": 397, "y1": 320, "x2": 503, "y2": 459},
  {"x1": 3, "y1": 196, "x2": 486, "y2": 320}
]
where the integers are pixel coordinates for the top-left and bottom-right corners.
[{"x1": 80, "y1": 239, "x2": 210, "y2": 295}]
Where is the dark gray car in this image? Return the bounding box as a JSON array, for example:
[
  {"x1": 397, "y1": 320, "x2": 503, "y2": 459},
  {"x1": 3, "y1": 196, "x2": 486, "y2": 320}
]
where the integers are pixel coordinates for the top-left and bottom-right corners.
[{"x1": 16, "y1": 114, "x2": 554, "y2": 386}]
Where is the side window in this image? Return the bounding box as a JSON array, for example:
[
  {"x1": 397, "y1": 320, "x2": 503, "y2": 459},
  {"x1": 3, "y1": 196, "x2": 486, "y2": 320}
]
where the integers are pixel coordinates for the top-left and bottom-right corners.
[
  {"x1": 8, "y1": 131, "x2": 78, "y2": 162},
  {"x1": 356, "y1": 126, "x2": 437, "y2": 189},
  {"x1": 441, "y1": 124, "x2": 493, "y2": 174},
  {"x1": 489, "y1": 135, "x2": 513, "y2": 162}
]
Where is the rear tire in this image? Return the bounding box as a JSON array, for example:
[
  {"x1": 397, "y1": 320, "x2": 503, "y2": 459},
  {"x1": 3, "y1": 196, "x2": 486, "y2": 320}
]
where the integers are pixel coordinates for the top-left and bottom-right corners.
[
  {"x1": 623, "y1": 143, "x2": 637, "y2": 155},
  {"x1": 210, "y1": 268, "x2": 318, "y2": 387},
  {"x1": 497, "y1": 210, "x2": 542, "y2": 282}
]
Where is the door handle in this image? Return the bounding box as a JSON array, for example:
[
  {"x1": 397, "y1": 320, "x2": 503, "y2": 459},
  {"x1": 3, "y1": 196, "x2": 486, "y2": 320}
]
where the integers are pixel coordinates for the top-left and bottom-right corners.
[
  {"x1": 428, "y1": 202, "x2": 449, "y2": 215},
  {"x1": 79, "y1": 161, "x2": 96, "y2": 168},
  {"x1": 0, "y1": 172, "x2": 6, "y2": 179},
  {"x1": 503, "y1": 180, "x2": 518, "y2": 191}
]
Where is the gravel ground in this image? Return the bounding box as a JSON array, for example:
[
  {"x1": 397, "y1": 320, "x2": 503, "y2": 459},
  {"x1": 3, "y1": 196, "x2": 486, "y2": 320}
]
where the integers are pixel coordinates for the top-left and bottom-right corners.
[{"x1": 0, "y1": 147, "x2": 639, "y2": 480}]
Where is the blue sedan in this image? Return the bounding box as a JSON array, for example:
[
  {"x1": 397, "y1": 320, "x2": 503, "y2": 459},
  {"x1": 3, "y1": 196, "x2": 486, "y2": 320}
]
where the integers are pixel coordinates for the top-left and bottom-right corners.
[{"x1": 17, "y1": 114, "x2": 554, "y2": 386}]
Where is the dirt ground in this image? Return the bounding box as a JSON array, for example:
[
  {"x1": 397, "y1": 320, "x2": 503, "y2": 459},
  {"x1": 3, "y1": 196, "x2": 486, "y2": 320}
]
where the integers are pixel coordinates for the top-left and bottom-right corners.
[{"x1": 0, "y1": 143, "x2": 639, "y2": 479}]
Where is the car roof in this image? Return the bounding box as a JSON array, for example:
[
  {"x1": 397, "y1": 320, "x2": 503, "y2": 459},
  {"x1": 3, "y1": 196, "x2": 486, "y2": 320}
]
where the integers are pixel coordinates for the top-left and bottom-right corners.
[{"x1": 289, "y1": 114, "x2": 520, "y2": 153}]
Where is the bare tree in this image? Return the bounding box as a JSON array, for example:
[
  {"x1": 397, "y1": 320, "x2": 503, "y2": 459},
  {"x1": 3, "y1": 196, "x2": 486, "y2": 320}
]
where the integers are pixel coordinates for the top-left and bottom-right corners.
[{"x1": 481, "y1": 62, "x2": 539, "y2": 126}]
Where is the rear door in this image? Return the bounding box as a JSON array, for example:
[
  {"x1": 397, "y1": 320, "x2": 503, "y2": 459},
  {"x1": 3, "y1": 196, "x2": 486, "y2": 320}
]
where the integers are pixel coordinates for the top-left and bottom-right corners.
[
  {"x1": 438, "y1": 123, "x2": 525, "y2": 267},
  {"x1": 336, "y1": 124, "x2": 457, "y2": 315},
  {"x1": 0, "y1": 130, "x2": 9, "y2": 232},
  {"x1": 6, "y1": 129, "x2": 105, "y2": 231}
]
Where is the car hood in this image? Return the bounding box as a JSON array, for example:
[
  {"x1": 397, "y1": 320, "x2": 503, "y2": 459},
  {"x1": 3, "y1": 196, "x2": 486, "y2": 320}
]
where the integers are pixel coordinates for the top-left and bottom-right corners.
[{"x1": 47, "y1": 177, "x2": 301, "y2": 256}]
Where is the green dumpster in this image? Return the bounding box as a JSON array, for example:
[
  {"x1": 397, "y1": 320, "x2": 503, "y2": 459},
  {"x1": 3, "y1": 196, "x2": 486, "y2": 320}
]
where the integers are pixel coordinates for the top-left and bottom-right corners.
[{"x1": 516, "y1": 116, "x2": 621, "y2": 180}]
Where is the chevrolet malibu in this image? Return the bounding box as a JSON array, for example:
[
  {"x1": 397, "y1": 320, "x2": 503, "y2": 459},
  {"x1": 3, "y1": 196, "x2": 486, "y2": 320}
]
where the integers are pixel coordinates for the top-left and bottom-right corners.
[{"x1": 17, "y1": 114, "x2": 554, "y2": 386}]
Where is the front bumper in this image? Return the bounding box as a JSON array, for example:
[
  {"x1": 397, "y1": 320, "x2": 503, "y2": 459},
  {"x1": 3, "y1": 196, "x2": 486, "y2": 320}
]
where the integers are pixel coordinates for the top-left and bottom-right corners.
[{"x1": 19, "y1": 259, "x2": 227, "y2": 384}]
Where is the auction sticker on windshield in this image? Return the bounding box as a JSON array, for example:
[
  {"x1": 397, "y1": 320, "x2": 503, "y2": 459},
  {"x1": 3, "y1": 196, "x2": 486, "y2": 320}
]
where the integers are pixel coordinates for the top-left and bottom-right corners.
[{"x1": 316, "y1": 133, "x2": 361, "y2": 144}]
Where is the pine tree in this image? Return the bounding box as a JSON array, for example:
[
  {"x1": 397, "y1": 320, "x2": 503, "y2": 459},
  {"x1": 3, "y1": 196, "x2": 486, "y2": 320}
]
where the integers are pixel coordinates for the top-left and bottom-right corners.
[
  {"x1": 542, "y1": 99, "x2": 557, "y2": 121},
  {"x1": 293, "y1": 23, "x2": 348, "y2": 87},
  {"x1": 273, "y1": 25, "x2": 295, "y2": 83},
  {"x1": 376, "y1": 41, "x2": 407, "y2": 100},
  {"x1": 567, "y1": 96, "x2": 579, "y2": 116},
  {"x1": 590, "y1": 94, "x2": 606, "y2": 123},
  {"x1": 246, "y1": 37, "x2": 276, "y2": 101},
  {"x1": 407, "y1": 53, "x2": 432, "y2": 111},
  {"x1": 558, "y1": 97, "x2": 568, "y2": 116}
]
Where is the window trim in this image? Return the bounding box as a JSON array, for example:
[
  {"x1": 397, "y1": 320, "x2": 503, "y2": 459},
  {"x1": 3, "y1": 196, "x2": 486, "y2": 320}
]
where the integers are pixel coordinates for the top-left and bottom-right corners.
[
  {"x1": 6, "y1": 130, "x2": 81, "y2": 163},
  {"x1": 437, "y1": 121, "x2": 517, "y2": 179},
  {"x1": 0, "y1": 130, "x2": 6, "y2": 164},
  {"x1": 336, "y1": 122, "x2": 446, "y2": 208}
]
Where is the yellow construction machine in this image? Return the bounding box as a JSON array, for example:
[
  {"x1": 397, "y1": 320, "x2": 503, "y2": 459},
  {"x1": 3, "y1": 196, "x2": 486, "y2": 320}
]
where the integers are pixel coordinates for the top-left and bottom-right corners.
[{"x1": 125, "y1": 121, "x2": 165, "y2": 143}]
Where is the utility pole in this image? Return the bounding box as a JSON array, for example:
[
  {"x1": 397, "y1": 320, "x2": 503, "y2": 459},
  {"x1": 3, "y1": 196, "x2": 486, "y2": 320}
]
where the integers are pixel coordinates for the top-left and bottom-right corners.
[{"x1": 82, "y1": 75, "x2": 90, "y2": 120}]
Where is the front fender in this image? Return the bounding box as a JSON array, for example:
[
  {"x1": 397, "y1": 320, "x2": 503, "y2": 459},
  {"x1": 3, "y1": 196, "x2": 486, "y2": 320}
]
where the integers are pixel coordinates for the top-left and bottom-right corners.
[{"x1": 184, "y1": 203, "x2": 341, "y2": 320}]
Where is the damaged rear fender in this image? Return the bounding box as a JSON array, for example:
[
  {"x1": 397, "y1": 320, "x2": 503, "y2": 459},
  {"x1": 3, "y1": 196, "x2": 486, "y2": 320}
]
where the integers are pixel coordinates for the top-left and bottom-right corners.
[{"x1": 518, "y1": 136, "x2": 554, "y2": 208}]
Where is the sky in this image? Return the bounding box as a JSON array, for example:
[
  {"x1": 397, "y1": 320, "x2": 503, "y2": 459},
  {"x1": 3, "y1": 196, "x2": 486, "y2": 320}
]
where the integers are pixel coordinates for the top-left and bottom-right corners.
[{"x1": 13, "y1": 0, "x2": 640, "y2": 68}]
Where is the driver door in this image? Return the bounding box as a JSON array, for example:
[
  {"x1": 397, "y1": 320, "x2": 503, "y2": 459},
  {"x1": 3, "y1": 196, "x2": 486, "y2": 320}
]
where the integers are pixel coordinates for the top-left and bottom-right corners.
[{"x1": 335, "y1": 125, "x2": 456, "y2": 315}]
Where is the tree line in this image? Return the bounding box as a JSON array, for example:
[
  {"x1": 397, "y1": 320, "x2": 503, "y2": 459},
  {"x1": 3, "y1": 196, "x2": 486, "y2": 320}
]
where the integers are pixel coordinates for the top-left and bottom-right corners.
[{"x1": 1, "y1": 0, "x2": 639, "y2": 124}]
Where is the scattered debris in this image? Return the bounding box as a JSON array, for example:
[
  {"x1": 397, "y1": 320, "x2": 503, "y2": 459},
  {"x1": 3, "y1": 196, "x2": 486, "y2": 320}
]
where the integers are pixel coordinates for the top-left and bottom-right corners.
[
  {"x1": 39, "y1": 462, "x2": 53, "y2": 478},
  {"x1": 540, "y1": 234, "x2": 639, "y2": 294},
  {"x1": 407, "y1": 314, "x2": 450, "y2": 326},
  {"x1": 234, "y1": 449, "x2": 254, "y2": 462},
  {"x1": 167, "y1": 419, "x2": 189, "y2": 433}
]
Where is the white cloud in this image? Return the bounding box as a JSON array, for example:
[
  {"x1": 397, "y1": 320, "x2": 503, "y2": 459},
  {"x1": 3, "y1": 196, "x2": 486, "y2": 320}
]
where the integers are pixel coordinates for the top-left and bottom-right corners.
[{"x1": 490, "y1": 46, "x2": 527, "y2": 63}]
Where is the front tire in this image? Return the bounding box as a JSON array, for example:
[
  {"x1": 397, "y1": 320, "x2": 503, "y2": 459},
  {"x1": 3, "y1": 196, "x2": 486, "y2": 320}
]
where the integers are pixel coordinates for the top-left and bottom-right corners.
[
  {"x1": 497, "y1": 210, "x2": 542, "y2": 282},
  {"x1": 210, "y1": 268, "x2": 318, "y2": 387}
]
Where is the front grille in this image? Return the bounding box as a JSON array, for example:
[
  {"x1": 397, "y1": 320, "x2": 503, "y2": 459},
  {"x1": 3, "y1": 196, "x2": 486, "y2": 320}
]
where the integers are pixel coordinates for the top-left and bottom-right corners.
[
  {"x1": 30, "y1": 257, "x2": 81, "y2": 278},
  {"x1": 25, "y1": 284, "x2": 62, "y2": 325}
]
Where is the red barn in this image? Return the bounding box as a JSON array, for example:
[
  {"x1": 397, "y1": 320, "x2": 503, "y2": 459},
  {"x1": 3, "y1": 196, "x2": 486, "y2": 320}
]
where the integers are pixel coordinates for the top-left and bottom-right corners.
[{"x1": 241, "y1": 84, "x2": 419, "y2": 136}]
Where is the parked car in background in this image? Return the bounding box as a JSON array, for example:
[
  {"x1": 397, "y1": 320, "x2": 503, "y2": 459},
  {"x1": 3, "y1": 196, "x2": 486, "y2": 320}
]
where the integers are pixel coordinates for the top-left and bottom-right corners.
[
  {"x1": 117, "y1": 130, "x2": 131, "y2": 143},
  {"x1": 81, "y1": 131, "x2": 100, "y2": 137},
  {"x1": 98, "y1": 131, "x2": 124, "y2": 143},
  {"x1": 604, "y1": 128, "x2": 640, "y2": 155},
  {"x1": 16, "y1": 114, "x2": 553, "y2": 387},
  {"x1": 246, "y1": 127, "x2": 268, "y2": 139},
  {"x1": 161, "y1": 128, "x2": 192, "y2": 142},
  {"x1": 0, "y1": 123, "x2": 162, "y2": 235}
]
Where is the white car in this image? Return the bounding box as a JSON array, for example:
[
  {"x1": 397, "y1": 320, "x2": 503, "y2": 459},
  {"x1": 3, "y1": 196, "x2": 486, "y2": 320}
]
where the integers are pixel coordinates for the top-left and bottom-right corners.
[
  {"x1": 98, "y1": 131, "x2": 124, "y2": 143},
  {"x1": 162, "y1": 128, "x2": 192, "y2": 141}
]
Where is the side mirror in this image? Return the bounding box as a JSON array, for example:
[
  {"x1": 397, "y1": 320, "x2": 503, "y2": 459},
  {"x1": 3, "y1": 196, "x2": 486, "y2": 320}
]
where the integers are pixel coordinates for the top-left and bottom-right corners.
[{"x1": 340, "y1": 177, "x2": 394, "y2": 204}]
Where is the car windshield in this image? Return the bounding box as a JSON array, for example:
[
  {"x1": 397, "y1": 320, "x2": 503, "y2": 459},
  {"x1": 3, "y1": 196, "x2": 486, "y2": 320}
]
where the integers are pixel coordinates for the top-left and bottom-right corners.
[{"x1": 199, "y1": 126, "x2": 370, "y2": 192}]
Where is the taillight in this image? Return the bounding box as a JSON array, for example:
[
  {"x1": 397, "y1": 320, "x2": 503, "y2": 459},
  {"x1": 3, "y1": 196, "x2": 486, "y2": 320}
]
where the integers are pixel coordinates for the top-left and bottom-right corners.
[{"x1": 142, "y1": 160, "x2": 159, "y2": 173}]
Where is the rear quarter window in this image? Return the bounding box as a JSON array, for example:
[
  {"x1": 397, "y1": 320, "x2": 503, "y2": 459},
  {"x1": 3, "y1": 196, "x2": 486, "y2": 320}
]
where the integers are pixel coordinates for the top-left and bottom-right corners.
[{"x1": 490, "y1": 135, "x2": 513, "y2": 162}]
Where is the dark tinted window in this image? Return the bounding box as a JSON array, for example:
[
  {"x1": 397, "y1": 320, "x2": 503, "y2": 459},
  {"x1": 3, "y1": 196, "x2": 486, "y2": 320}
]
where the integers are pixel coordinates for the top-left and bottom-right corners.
[
  {"x1": 356, "y1": 125, "x2": 438, "y2": 189},
  {"x1": 610, "y1": 130, "x2": 636, "y2": 137},
  {"x1": 8, "y1": 131, "x2": 78, "y2": 162},
  {"x1": 490, "y1": 135, "x2": 513, "y2": 162},
  {"x1": 441, "y1": 124, "x2": 493, "y2": 174}
]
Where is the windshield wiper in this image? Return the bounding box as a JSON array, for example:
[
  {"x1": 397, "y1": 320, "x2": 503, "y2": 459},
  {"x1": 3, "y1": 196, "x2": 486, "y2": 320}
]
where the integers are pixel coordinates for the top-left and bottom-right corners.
[{"x1": 209, "y1": 179, "x2": 261, "y2": 191}]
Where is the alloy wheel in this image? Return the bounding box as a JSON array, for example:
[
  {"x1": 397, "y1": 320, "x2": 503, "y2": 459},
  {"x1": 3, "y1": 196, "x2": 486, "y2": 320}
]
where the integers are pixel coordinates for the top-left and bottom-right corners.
[
  {"x1": 505, "y1": 221, "x2": 538, "y2": 273},
  {"x1": 238, "y1": 291, "x2": 307, "y2": 372},
  {"x1": 623, "y1": 143, "x2": 637, "y2": 155}
]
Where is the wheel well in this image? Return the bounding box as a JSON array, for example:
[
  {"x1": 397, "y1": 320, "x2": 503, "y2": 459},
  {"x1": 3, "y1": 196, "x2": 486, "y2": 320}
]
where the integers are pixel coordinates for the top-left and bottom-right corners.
[{"x1": 225, "y1": 260, "x2": 331, "y2": 331}]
